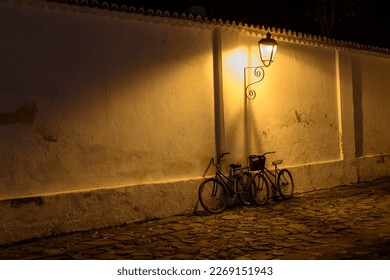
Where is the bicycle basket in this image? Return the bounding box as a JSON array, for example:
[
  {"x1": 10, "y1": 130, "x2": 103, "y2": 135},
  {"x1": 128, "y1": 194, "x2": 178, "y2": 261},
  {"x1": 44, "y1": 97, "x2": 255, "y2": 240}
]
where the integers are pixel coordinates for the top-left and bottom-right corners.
[{"x1": 249, "y1": 155, "x2": 265, "y2": 171}]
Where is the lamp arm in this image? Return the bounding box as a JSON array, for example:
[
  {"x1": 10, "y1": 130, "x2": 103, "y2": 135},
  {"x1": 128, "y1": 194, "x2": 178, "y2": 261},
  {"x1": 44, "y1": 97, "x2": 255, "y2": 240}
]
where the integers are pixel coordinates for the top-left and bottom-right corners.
[{"x1": 244, "y1": 66, "x2": 265, "y2": 100}]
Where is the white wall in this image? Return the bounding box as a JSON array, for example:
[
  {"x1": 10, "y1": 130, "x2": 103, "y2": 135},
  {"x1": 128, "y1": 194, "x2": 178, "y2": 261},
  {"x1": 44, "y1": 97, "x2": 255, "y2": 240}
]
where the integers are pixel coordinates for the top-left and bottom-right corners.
[
  {"x1": 351, "y1": 54, "x2": 390, "y2": 179},
  {"x1": 0, "y1": 0, "x2": 389, "y2": 244},
  {"x1": 0, "y1": 1, "x2": 215, "y2": 199}
]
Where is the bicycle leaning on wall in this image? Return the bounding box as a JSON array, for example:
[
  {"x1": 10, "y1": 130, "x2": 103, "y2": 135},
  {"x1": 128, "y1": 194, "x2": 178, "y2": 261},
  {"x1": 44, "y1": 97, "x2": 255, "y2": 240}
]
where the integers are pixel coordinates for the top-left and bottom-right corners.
[
  {"x1": 249, "y1": 151, "x2": 294, "y2": 206},
  {"x1": 198, "y1": 152, "x2": 252, "y2": 214}
]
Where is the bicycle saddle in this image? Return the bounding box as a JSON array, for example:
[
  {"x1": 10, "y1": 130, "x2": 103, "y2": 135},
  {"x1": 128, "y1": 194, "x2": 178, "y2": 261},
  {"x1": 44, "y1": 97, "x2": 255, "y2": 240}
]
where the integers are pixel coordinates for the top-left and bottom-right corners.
[
  {"x1": 272, "y1": 160, "x2": 283, "y2": 166},
  {"x1": 229, "y1": 163, "x2": 241, "y2": 169}
]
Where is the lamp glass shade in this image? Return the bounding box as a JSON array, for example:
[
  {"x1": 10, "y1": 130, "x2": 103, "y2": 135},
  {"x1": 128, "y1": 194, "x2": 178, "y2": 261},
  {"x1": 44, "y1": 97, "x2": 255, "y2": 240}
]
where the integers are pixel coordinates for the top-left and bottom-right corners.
[{"x1": 258, "y1": 33, "x2": 278, "y2": 67}]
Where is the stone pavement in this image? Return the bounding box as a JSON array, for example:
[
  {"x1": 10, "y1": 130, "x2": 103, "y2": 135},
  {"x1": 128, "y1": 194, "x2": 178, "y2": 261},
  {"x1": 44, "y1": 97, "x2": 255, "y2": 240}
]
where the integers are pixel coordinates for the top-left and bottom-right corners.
[{"x1": 1, "y1": 177, "x2": 390, "y2": 260}]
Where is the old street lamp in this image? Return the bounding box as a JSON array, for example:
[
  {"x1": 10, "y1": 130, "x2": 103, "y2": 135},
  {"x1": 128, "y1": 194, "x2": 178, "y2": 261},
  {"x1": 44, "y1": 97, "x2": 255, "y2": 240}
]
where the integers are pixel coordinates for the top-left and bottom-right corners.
[
  {"x1": 244, "y1": 32, "x2": 278, "y2": 99},
  {"x1": 258, "y1": 32, "x2": 278, "y2": 67}
]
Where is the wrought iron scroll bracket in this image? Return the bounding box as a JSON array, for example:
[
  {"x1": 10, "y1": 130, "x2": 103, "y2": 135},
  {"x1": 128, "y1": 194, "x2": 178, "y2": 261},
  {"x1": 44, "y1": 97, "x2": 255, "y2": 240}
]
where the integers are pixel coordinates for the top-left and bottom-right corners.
[{"x1": 244, "y1": 66, "x2": 265, "y2": 100}]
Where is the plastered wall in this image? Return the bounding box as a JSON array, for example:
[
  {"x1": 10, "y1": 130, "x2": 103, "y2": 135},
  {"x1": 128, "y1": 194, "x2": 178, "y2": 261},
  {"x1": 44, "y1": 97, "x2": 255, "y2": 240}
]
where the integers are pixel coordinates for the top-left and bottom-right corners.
[
  {"x1": 0, "y1": 0, "x2": 389, "y2": 244},
  {"x1": 0, "y1": 1, "x2": 215, "y2": 199}
]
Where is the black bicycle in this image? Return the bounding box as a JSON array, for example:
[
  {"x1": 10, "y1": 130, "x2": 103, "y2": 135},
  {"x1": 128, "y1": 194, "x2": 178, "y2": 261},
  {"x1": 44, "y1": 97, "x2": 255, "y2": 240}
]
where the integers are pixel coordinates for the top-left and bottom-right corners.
[
  {"x1": 198, "y1": 152, "x2": 252, "y2": 214},
  {"x1": 249, "y1": 151, "x2": 294, "y2": 205}
]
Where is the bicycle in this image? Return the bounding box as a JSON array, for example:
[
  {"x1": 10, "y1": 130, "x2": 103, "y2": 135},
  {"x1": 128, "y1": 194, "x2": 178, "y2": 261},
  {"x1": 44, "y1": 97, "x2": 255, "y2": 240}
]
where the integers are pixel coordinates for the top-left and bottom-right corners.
[
  {"x1": 248, "y1": 151, "x2": 294, "y2": 206},
  {"x1": 198, "y1": 152, "x2": 253, "y2": 214}
]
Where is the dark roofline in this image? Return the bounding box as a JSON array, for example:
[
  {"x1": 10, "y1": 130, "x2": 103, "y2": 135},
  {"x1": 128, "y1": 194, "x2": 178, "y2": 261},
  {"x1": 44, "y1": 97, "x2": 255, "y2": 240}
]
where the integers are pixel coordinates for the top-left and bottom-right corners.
[{"x1": 18, "y1": 0, "x2": 390, "y2": 56}]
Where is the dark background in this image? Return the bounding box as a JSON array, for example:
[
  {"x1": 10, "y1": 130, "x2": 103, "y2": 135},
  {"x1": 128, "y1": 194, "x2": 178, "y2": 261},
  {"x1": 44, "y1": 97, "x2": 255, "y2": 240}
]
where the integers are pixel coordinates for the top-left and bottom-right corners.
[{"x1": 90, "y1": 0, "x2": 390, "y2": 49}]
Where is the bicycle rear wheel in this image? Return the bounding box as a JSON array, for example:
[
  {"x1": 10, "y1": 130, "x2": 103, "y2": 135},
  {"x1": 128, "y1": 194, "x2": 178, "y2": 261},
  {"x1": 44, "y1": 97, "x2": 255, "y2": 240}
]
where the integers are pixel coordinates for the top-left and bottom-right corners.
[
  {"x1": 237, "y1": 171, "x2": 252, "y2": 205},
  {"x1": 277, "y1": 169, "x2": 294, "y2": 199},
  {"x1": 198, "y1": 178, "x2": 228, "y2": 214},
  {"x1": 251, "y1": 173, "x2": 269, "y2": 206}
]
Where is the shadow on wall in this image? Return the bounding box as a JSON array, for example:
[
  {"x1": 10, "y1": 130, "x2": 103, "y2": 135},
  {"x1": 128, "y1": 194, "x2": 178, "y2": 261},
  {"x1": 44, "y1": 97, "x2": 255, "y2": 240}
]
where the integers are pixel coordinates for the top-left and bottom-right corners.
[
  {"x1": 351, "y1": 57, "x2": 363, "y2": 157},
  {"x1": 0, "y1": 101, "x2": 38, "y2": 126}
]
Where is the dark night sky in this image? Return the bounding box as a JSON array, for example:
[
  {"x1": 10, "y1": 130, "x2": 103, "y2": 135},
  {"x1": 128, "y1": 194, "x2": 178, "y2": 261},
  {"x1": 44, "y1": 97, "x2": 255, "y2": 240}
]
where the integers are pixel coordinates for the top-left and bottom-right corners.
[{"x1": 102, "y1": 0, "x2": 390, "y2": 49}]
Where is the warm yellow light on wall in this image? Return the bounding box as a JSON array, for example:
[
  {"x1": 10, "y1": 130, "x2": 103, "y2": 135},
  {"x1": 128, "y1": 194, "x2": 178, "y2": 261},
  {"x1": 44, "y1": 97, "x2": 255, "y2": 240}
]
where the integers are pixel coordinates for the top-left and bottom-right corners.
[{"x1": 245, "y1": 32, "x2": 278, "y2": 100}]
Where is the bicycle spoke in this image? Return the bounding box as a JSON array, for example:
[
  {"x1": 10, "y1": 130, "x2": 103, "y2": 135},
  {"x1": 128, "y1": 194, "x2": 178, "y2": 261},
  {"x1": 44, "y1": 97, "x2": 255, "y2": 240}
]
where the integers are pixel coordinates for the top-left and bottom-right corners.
[
  {"x1": 237, "y1": 171, "x2": 252, "y2": 205},
  {"x1": 211, "y1": 182, "x2": 218, "y2": 197},
  {"x1": 251, "y1": 173, "x2": 269, "y2": 206},
  {"x1": 277, "y1": 169, "x2": 294, "y2": 199}
]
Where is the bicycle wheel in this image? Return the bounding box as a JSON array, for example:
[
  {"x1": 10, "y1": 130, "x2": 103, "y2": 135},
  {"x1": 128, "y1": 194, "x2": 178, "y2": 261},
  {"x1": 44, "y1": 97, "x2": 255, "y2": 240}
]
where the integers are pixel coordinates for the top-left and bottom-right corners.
[
  {"x1": 251, "y1": 173, "x2": 269, "y2": 206},
  {"x1": 198, "y1": 178, "x2": 228, "y2": 214},
  {"x1": 236, "y1": 171, "x2": 252, "y2": 205},
  {"x1": 277, "y1": 169, "x2": 294, "y2": 199}
]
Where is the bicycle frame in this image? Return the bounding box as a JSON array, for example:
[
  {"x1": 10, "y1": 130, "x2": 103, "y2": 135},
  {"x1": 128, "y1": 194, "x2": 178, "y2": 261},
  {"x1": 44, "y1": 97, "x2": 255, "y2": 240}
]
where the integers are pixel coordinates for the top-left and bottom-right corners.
[
  {"x1": 249, "y1": 151, "x2": 295, "y2": 205},
  {"x1": 203, "y1": 152, "x2": 247, "y2": 194},
  {"x1": 198, "y1": 152, "x2": 253, "y2": 213},
  {"x1": 260, "y1": 166, "x2": 279, "y2": 188},
  {"x1": 215, "y1": 166, "x2": 249, "y2": 194},
  {"x1": 215, "y1": 169, "x2": 231, "y2": 189}
]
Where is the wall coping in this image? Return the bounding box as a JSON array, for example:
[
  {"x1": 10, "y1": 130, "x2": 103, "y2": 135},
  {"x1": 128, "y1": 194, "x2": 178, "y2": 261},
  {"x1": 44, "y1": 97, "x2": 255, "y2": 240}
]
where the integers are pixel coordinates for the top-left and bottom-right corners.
[{"x1": 3, "y1": 0, "x2": 390, "y2": 58}]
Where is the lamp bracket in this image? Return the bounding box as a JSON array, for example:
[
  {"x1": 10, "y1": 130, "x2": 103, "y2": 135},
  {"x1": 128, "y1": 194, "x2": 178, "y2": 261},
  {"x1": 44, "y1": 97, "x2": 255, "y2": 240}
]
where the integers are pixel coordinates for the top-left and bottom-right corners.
[{"x1": 244, "y1": 66, "x2": 265, "y2": 100}]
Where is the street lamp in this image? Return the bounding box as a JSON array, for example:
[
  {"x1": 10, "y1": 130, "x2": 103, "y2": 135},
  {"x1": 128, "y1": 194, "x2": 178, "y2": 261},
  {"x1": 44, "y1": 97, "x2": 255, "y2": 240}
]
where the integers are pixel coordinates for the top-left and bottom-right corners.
[{"x1": 244, "y1": 32, "x2": 278, "y2": 100}]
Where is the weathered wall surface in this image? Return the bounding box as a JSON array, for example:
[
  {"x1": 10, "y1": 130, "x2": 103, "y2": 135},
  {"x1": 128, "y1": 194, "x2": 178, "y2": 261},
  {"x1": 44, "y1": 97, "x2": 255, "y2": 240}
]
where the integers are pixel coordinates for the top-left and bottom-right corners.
[
  {"x1": 0, "y1": 1, "x2": 215, "y2": 199},
  {"x1": 0, "y1": 0, "x2": 389, "y2": 244},
  {"x1": 352, "y1": 54, "x2": 390, "y2": 180}
]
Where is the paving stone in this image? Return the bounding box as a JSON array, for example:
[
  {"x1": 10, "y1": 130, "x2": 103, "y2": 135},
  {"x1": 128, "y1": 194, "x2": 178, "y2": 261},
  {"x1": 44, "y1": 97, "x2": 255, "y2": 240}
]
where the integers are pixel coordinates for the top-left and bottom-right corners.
[
  {"x1": 221, "y1": 214, "x2": 243, "y2": 220},
  {"x1": 171, "y1": 253, "x2": 196, "y2": 259},
  {"x1": 177, "y1": 246, "x2": 200, "y2": 254},
  {"x1": 83, "y1": 239, "x2": 120, "y2": 246}
]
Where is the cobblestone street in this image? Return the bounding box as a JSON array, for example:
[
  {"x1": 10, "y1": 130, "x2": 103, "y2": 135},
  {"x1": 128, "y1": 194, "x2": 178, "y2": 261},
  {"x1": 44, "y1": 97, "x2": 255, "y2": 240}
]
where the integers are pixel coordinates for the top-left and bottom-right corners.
[{"x1": 1, "y1": 177, "x2": 390, "y2": 260}]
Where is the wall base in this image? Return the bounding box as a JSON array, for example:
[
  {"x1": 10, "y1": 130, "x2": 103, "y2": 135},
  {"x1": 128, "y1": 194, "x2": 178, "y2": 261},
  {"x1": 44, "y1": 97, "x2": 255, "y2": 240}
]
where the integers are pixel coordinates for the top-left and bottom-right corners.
[
  {"x1": 1, "y1": 155, "x2": 389, "y2": 246},
  {"x1": 0, "y1": 179, "x2": 202, "y2": 246},
  {"x1": 357, "y1": 154, "x2": 390, "y2": 181}
]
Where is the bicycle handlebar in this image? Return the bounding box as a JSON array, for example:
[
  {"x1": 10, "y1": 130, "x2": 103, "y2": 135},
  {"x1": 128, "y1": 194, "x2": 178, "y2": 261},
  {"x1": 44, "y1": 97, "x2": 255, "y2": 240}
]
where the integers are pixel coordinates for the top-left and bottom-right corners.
[
  {"x1": 261, "y1": 151, "x2": 275, "y2": 157},
  {"x1": 218, "y1": 152, "x2": 230, "y2": 159},
  {"x1": 214, "y1": 152, "x2": 230, "y2": 165},
  {"x1": 202, "y1": 152, "x2": 230, "y2": 177}
]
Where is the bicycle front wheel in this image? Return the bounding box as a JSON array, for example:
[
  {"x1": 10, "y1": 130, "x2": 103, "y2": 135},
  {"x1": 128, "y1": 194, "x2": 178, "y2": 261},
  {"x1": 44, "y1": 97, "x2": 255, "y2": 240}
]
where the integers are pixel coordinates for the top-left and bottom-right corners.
[
  {"x1": 251, "y1": 173, "x2": 269, "y2": 206},
  {"x1": 277, "y1": 169, "x2": 294, "y2": 199},
  {"x1": 198, "y1": 178, "x2": 228, "y2": 214},
  {"x1": 237, "y1": 171, "x2": 252, "y2": 205}
]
